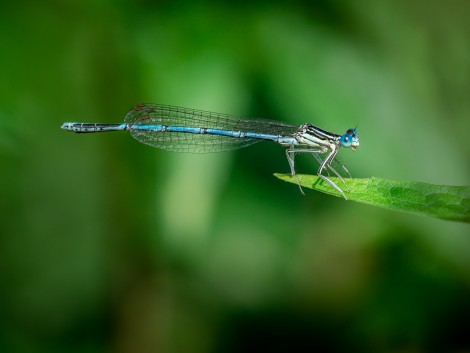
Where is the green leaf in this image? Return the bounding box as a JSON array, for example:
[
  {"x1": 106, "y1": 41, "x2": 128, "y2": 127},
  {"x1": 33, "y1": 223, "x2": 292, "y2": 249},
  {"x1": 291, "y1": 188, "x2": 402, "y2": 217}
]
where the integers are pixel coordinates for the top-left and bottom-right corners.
[{"x1": 274, "y1": 174, "x2": 470, "y2": 223}]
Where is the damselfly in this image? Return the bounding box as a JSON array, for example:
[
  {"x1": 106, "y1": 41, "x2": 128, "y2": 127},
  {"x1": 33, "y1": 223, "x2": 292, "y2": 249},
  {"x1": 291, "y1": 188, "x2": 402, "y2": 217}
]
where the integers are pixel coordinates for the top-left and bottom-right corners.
[{"x1": 61, "y1": 104, "x2": 359, "y2": 199}]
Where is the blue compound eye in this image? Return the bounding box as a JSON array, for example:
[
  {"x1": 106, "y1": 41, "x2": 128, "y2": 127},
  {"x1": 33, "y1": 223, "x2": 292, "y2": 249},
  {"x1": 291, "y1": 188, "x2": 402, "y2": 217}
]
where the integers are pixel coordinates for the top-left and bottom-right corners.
[
  {"x1": 340, "y1": 133, "x2": 352, "y2": 148},
  {"x1": 340, "y1": 128, "x2": 359, "y2": 149}
]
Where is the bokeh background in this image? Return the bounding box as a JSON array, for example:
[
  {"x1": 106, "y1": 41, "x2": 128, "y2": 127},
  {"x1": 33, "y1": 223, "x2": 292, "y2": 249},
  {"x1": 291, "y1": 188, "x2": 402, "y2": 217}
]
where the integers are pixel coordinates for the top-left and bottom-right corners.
[{"x1": 1, "y1": 0, "x2": 470, "y2": 352}]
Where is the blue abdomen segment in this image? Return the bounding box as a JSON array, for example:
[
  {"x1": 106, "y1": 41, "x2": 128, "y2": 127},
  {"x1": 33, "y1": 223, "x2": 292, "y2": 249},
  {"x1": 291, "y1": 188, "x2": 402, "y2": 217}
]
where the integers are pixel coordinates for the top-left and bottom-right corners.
[{"x1": 131, "y1": 124, "x2": 287, "y2": 140}]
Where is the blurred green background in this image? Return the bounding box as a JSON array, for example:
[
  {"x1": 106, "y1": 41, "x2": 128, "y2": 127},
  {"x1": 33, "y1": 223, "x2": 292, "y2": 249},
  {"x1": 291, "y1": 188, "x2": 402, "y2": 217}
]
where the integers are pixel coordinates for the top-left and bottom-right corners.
[{"x1": 1, "y1": 0, "x2": 470, "y2": 352}]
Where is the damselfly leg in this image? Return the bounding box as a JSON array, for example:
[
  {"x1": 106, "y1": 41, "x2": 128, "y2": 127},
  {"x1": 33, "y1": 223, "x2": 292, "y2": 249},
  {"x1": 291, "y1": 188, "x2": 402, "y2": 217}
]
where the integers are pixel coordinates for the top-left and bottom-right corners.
[{"x1": 287, "y1": 146, "x2": 350, "y2": 199}]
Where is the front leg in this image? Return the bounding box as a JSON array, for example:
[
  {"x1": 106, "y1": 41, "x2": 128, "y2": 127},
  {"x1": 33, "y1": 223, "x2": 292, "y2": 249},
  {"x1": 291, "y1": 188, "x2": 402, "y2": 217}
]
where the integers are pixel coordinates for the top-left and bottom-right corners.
[{"x1": 317, "y1": 146, "x2": 348, "y2": 200}]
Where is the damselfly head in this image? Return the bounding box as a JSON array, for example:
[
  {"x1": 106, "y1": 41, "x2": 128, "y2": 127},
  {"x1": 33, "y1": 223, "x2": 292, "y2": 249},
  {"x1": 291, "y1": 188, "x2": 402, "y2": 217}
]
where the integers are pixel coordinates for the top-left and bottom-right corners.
[{"x1": 339, "y1": 128, "x2": 359, "y2": 150}]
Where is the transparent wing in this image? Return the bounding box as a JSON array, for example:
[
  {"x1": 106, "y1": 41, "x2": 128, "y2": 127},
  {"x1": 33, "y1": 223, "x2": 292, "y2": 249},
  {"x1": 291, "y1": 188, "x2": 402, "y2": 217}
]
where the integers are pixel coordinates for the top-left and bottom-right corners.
[{"x1": 124, "y1": 104, "x2": 299, "y2": 153}]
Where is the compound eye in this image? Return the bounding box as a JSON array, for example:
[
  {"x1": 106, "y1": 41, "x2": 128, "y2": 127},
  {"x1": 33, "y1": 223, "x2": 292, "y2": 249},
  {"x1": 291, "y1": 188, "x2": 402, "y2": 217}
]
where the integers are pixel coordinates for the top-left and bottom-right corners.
[{"x1": 340, "y1": 134, "x2": 352, "y2": 148}]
